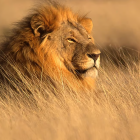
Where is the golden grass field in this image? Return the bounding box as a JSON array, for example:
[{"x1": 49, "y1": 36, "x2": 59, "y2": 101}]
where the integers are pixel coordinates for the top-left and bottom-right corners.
[{"x1": 0, "y1": 0, "x2": 140, "y2": 140}]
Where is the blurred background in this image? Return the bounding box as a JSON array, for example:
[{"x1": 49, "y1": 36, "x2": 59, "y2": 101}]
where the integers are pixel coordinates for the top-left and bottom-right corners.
[{"x1": 0, "y1": 0, "x2": 140, "y2": 50}]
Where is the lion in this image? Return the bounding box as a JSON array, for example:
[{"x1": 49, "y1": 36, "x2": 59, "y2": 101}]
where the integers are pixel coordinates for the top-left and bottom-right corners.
[{"x1": 0, "y1": 2, "x2": 100, "y2": 93}]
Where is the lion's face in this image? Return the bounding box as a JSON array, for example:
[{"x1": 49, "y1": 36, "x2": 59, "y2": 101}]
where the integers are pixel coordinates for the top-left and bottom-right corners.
[
  {"x1": 40, "y1": 22, "x2": 100, "y2": 79},
  {"x1": 30, "y1": 6, "x2": 100, "y2": 81}
]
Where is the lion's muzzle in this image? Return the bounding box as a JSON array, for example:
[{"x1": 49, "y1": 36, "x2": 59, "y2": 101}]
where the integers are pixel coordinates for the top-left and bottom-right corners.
[{"x1": 73, "y1": 43, "x2": 101, "y2": 78}]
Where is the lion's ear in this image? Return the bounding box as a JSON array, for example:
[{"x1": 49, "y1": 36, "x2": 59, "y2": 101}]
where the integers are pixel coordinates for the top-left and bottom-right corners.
[
  {"x1": 80, "y1": 18, "x2": 93, "y2": 33},
  {"x1": 31, "y1": 15, "x2": 46, "y2": 37}
]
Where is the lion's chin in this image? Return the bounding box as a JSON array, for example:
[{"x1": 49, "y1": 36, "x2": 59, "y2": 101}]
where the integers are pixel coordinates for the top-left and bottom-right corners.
[{"x1": 76, "y1": 67, "x2": 98, "y2": 79}]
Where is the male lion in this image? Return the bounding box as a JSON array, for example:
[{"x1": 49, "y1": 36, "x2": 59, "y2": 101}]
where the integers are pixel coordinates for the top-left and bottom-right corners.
[{"x1": 0, "y1": 2, "x2": 100, "y2": 93}]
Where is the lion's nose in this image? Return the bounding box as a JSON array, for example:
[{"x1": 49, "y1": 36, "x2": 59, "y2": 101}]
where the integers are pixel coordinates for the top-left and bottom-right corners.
[{"x1": 87, "y1": 53, "x2": 100, "y2": 62}]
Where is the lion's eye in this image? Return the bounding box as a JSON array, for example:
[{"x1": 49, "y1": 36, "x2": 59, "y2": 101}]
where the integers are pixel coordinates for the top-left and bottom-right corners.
[
  {"x1": 67, "y1": 38, "x2": 76, "y2": 43},
  {"x1": 88, "y1": 36, "x2": 92, "y2": 40}
]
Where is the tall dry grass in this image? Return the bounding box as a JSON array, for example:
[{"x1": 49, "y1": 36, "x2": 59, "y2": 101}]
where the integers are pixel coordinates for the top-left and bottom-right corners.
[
  {"x1": 0, "y1": 47, "x2": 140, "y2": 140},
  {"x1": 0, "y1": 0, "x2": 140, "y2": 140}
]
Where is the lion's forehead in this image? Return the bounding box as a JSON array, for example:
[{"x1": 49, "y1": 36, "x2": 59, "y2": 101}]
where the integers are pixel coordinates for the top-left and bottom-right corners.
[{"x1": 58, "y1": 23, "x2": 89, "y2": 41}]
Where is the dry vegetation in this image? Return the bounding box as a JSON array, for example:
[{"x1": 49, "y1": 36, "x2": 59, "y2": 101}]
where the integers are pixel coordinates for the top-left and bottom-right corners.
[{"x1": 0, "y1": 0, "x2": 140, "y2": 140}]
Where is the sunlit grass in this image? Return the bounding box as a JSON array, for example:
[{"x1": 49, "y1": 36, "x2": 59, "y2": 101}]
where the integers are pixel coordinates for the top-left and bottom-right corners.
[{"x1": 0, "y1": 46, "x2": 140, "y2": 140}]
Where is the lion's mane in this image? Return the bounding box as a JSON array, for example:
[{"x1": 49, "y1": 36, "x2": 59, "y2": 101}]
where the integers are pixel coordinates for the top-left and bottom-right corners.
[{"x1": 0, "y1": 2, "x2": 96, "y2": 93}]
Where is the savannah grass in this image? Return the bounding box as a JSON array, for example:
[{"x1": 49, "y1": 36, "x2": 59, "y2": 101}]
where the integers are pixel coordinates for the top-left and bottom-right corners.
[{"x1": 0, "y1": 46, "x2": 140, "y2": 140}]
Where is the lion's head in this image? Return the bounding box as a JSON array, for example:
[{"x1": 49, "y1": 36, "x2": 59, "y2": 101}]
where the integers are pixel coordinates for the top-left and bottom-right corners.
[{"x1": 0, "y1": 3, "x2": 100, "y2": 91}]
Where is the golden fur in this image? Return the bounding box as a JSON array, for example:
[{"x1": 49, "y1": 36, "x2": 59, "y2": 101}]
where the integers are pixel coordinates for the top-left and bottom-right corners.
[{"x1": 0, "y1": 2, "x2": 100, "y2": 92}]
